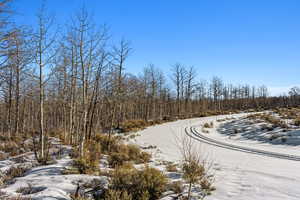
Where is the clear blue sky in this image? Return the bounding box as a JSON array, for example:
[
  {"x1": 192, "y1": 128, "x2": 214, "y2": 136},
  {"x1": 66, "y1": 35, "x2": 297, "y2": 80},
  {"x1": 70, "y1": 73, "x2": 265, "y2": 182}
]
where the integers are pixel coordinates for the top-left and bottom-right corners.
[{"x1": 12, "y1": 0, "x2": 300, "y2": 95}]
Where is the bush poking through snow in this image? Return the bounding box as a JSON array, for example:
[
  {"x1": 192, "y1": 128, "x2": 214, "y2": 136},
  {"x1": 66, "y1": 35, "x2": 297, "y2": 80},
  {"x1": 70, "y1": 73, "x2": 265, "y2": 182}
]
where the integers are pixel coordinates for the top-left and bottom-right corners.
[
  {"x1": 177, "y1": 134, "x2": 214, "y2": 200},
  {"x1": 200, "y1": 177, "x2": 216, "y2": 196},
  {"x1": 294, "y1": 118, "x2": 300, "y2": 126},
  {"x1": 120, "y1": 120, "x2": 148, "y2": 133},
  {"x1": 202, "y1": 129, "x2": 209, "y2": 134},
  {"x1": 70, "y1": 140, "x2": 101, "y2": 175},
  {"x1": 203, "y1": 122, "x2": 213, "y2": 129},
  {"x1": 167, "y1": 181, "x2": 184, "y2": 194},
  {"x1": 109, "y1": 165, "x2": 168, "y2": 200},
  {"x1": 72, "y1": 158, "x2": 100, "y2": 175},
  {"x1": 248, "y1": 113, "x2": 288, "y2": 129},
  {"x1": 108, "y1": 152, "x2": 130, "y2": 168},
  {"x1": 182, "y1": 160, "x2": 205, "y2": 198},
  {"x1": 166, "y1": 163, "x2": 178, "y2": 172},
  {"x1": 103, "y1": 189, "x2": 133, "y2": 200},
  {"x1": 16, "y1": 183, "x2": 46, "y2": 195},
  {"x1": 1, "y1": 166, "x2": 30, "y2": 185},
  {"x1": 70, "y1": 194, "x2": 90, "y2": 200},
  {"x1": 106, "y1": 142, "x2": 151, "y2": 168},
  {"x1": 94, "y1": 134, "x2": 122, "y2": 154},
  {"x1": 0, "y1": 135, "x2": 32, "y2": 158},
  {"x1": 0, "y1": 152, "x2": 8, "y2": 161},
  {"x1": 72, "y1": 134, "x2": 151, "y2": 170}
]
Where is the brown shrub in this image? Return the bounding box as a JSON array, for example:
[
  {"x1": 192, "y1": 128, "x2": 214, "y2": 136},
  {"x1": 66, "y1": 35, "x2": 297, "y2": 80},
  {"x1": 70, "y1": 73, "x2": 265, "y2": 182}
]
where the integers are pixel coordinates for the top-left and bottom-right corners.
[
  {"x1": 108, "y1": 145, "x2": 151, "y2": 167},
  {"x1": 16, "y1": 183, "x2": 46, "y2": 195},
  {"x1": 108, "y1": 152, "x2": 130, "y2": 168},
  {"x1": 0, "y1": 152, "x2": 8, "y2": 161},
  {"x1": 249, "y1": 113, "x2": 288, "y2": 129},
  {"x1": 110, "y1": 165, "x2": 168, "y2": 200},
  {"x1": 165, "y1": 163, "x2": 178, "y2": 172},
  {"x1": 94, "y1": 134, "x2": 151, "y2": 168},
  {"x1": 127, "y1": 144, "x2": 151, "y2": 164},
  {"x1": 0, "y1": 140, "x2": 27, "y2": 157},
  {"x1": 203, "y1": 122, "x2": 213, "y2": 128},
  {"x1": 103, "y1": 189, "x2": 132, "y2": 200},
  {"x1": 120, "y1": 120, "x2": 148, "y2": 132},
  {"x1": 294, "y1": 118, "x2": 300, "y2": 126},
  {"x1": 71, "y1": 140, "x2": 101, "y2": 175},
  {"x1": 167, "y1": 181, "x2": 184, "y2": 194},
  {"x1": 94, "y1": 134, "x2": 121, "y2": 153},
  {"x1": 1, "y1": 166, "x2": 29, "y2": 185}
]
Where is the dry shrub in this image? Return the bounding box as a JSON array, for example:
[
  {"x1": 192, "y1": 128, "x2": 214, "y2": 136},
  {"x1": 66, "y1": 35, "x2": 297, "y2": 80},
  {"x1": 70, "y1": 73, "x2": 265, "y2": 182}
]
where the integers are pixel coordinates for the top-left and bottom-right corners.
[
  {"x1": 95, "y1": 134, "x2": 151, "y2": 167},
  {"x1": 249, "y1": 113, "x2": 288, "y2": 129},
  {"x1": 127, "y1": 144, "x2": 151, "y2": 163},
  {"x1": 94, "y1": 134, "x2": 121, "y2": 153},
  {"x1": 16, "y1": 183, "x2": 46, "y2": 195},
  {"x1": 109, "y1": 165, "x2": 168, "y2": 200},
  {"x1": 71, "y1": 140, "x2": 101, "y2": 175},
  {"x1": 200, "y1": 177, "x2": 216, "y2": 195},
  {"x1": 70, "y1": 194, "x2": 90, "y2": 200},
  {"x1": 0, "y1": 135, "x2": 30, "y2": 157},
  {"x1": 1, "y1": 166, "x2": 29, "y2": 185},
  {"x1": 274, "y1": 107, "x2": 300, "y2": 120},
  {"x1": 72, "y1": 158, "x2": 99, "y2": 175},
  {"x1": 0, "y1": 152, "x2": 8, "y2": 161},
  {"x1": 166, "y1": 163, "x2": 178, "y2": 172},
  {"x1": 176, "y1": 133, "x2": 214, "y2": 200},
  {"x1": 103, "y1": 189, "x2": 132, "y2": 200},
  {"x1": 202, "y1": 129, "x2": 209, "y2": 134},
  {"x1": 182, "y1": 159, "x2": 205, "y2": 187},
  {"x1": 108, "y1": 152, "x2": 130, "y2": 168},
  {"x1": 197, "y1": 110, "x2": 233, "y2": 118},
  {"x1": 108, "y1": 144, "x2": 151, "y2": 167},
  {"x1": 167, "y1": 181, "x2": 184, "y2": 194},
  {"x1": 120, "y1": 120, "x2": 148, "y2": 132},
  {"x1": 294, "y1": 118, "x2": 300, "y2": 126},
  {"x1": 203, "y1": 122, "x2": 213, "y2": 129}
]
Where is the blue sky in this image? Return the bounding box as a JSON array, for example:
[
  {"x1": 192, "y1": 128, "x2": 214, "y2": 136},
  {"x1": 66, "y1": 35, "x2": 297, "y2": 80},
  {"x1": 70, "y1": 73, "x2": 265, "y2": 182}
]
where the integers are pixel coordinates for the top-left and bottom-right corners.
[{"x1": 12, "y1": 0, "x2": 300, "y2": 95}]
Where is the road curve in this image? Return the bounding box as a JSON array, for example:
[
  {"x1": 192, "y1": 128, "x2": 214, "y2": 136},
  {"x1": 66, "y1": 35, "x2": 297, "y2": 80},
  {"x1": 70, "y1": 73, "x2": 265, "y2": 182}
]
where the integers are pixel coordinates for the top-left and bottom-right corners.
[{"x1": 185, "y1": 126, "x2": 300, "y2": 161}]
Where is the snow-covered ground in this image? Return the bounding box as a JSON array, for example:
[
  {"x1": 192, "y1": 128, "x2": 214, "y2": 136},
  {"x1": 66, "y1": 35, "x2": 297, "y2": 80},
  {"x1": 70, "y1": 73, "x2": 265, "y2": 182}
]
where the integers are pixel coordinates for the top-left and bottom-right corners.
[
  {"x1": 0, "y1": 140, "x2": 108, "y2": 200},
  {"x1": 135, "y1": 113, "x2": 300, "y2": 200},
  {"x1": 1, "y1": 113, "x2": 300, "y2": 199}
]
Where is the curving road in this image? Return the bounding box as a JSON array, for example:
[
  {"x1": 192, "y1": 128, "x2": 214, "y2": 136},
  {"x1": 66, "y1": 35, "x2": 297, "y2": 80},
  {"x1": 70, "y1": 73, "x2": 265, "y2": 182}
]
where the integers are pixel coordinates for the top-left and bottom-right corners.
[{"x1": 185, "y1": 126, "x2": 300, "y2": 161}]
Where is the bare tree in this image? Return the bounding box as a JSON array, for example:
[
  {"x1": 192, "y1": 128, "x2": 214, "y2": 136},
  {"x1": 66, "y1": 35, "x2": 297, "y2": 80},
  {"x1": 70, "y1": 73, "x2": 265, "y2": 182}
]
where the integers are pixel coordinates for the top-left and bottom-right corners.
[
  {"x1": 112, "y1": 39, "x2": 131, "y2": 127},
  {"x1": 171, "y1": 63, "x2": 186, "y2": 116},
  {"x1": 33, "y1": 3, "x2": 57, "y2": 163}
]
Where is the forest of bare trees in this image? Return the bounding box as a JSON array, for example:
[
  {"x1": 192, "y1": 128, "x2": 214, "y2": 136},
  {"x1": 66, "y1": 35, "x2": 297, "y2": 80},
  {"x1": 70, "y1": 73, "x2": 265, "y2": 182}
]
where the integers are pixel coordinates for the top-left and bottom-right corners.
[{"x1": 0, "y1": 0, "x2": 299, "y2": 159}]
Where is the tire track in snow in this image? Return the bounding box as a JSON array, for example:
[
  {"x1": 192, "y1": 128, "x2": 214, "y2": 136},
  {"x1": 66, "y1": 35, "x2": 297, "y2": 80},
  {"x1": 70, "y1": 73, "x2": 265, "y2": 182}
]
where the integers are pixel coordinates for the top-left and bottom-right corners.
[{"x1": 185, "y1": 126, "x2": 300, "y2": 161}]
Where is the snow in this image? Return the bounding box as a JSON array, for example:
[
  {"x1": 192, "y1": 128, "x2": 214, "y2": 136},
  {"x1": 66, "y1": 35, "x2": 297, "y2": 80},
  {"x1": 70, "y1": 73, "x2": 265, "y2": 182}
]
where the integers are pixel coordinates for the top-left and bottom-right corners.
[
  {"x1": 0, "y1": 144, "x2": 108, "y2": 200},
  {"x1": 134, "y1": 113, "x2": 300, "y2": 200},
  {"x1": 1, "y1": 113, "x2": 300, "y2": 199}
]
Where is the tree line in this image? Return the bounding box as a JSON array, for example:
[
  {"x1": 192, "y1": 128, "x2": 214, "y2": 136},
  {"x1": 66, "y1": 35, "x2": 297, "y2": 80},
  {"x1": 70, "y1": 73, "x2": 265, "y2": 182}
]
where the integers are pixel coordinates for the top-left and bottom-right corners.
[{"x1": 0, "y1": 1, "x2": 298, "y2": 159}]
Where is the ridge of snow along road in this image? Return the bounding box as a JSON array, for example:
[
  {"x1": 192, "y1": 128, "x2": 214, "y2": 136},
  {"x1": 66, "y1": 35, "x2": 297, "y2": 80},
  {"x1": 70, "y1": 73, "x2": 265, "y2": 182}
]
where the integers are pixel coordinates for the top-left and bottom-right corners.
[{"x1": 186, "y1": 126, "x2": 300, "y2": 161}]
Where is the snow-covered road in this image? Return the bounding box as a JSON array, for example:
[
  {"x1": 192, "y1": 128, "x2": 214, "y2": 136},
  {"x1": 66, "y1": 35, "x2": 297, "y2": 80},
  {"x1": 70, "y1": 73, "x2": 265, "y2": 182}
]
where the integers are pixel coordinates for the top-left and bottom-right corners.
[{"x1": 135, "y1": 114, "x2": 300, "y2": 200}]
